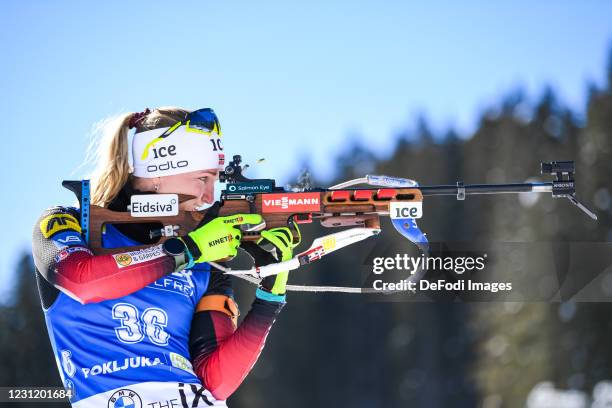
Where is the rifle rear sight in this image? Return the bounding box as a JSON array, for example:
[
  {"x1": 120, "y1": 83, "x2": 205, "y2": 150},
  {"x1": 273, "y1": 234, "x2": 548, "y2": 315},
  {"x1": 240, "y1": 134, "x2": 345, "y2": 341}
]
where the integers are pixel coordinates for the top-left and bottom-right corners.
[
  {"x1": 541, "y1": 161, "x2": 576, "y2": 198},
  {"x1": 219, "y1": 155, "x2": 248, "y2": 183}
]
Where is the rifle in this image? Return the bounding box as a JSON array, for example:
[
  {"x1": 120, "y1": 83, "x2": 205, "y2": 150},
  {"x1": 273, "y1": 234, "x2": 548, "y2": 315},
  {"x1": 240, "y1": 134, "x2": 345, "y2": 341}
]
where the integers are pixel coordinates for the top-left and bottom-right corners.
[{"x1": 63, "y1": 156, "x2": 597, "y2": 288}]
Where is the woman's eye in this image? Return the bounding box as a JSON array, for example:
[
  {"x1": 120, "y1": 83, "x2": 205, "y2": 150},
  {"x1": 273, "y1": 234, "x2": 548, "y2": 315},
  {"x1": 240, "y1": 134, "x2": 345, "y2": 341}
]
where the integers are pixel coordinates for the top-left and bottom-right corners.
[{"x1": 199, "y1": 177, "x2": 208, "y2": 182}]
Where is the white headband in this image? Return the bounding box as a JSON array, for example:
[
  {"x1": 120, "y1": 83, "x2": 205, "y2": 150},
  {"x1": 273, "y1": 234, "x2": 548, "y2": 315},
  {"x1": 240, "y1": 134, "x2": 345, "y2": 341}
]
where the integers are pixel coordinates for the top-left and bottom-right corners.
[{"x1": 132, "y1": 126, "x2": 224, "y2": 178}]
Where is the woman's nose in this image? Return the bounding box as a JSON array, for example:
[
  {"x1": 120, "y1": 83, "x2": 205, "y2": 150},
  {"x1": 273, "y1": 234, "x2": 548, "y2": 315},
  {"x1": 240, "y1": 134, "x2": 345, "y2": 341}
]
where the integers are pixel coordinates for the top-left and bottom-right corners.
[{"x1": 202, "y1": 186, "x2": 214, "y2": 203}]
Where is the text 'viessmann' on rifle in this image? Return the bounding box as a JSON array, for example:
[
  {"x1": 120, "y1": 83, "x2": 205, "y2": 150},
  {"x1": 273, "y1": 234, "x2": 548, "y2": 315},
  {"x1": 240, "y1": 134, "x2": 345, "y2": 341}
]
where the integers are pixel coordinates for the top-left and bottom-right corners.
[{"x1": 62, "y1": 156, "x2": 597, "y2": 293}]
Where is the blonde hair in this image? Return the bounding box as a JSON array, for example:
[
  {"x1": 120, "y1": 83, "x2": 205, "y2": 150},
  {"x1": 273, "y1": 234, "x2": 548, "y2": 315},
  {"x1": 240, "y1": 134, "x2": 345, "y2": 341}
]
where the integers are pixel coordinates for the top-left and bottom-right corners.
[{"x1": 88, "y1": 106, "x2": 191, "y2": 206}]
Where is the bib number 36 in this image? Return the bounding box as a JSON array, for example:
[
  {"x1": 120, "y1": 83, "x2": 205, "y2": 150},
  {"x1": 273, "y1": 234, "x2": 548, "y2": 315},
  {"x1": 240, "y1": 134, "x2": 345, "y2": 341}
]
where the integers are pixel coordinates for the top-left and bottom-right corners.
[{"x1": 112, "y1": 303, "x2": 170, "y2": 346}]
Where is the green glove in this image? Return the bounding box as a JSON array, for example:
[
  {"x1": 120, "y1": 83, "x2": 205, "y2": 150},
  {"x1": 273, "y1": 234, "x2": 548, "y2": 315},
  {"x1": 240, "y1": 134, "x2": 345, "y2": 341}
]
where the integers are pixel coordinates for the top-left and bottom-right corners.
[
  {"x1": 258, "y1": 226, "x2": 300, "y2": 296},
  {"x1": 181, "y1": 213, "x2": 263, "y2": 263}
]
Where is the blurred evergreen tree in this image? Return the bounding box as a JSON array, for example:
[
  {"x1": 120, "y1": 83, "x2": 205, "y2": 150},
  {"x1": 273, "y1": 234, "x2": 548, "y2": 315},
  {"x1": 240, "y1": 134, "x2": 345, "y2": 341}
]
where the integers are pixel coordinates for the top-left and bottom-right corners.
[{"x1": 0, "y1": 254, "x2": 67, "y2": 407}]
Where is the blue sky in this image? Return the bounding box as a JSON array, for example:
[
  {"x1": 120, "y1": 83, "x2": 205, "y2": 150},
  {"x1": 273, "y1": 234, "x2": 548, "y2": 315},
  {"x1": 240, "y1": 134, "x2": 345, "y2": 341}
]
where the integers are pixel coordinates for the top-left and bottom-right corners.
[{"x1": 1, "y1": 1, "x2": 611, "y2": 298}]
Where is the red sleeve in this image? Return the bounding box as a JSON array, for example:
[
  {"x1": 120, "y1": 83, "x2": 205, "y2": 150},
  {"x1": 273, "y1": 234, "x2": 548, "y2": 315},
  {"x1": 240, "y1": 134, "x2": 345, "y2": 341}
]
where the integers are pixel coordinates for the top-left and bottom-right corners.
[
  {"x1": 32, "y1": 207, "x2": 177, "y2": 304},
  {"x1": 54, "y1": 246, "x2": 175, "y2": 304},
  {"x1": 189, "y1": 298, "x2": 285, "y2": 400}
]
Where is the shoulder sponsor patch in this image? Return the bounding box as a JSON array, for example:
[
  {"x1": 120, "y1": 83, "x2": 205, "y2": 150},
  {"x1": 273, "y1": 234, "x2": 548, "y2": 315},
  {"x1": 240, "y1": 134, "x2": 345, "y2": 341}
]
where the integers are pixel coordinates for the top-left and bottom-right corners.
[
  {"x1": 39, "y1": 213, "x2": 81, "y2": 238},
  {"x1": 51, "y1": 231, "x2": 85, "y2": 246},
  {"x1": 54, "y1": 246, "x2": 93, "y2": 262},
  {"x1": 114, "y1": 253, "x2": 133, "y2": 267},
  {"x1": 113, "y1": 246, "x2": 165, "y2": 268}
]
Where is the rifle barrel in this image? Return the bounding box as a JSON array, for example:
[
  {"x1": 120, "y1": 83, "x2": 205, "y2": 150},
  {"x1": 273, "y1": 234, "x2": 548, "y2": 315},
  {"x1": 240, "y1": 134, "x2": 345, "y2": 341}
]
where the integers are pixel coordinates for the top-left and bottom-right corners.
[{"x1": 419, "y1": 182, "x2": 552, "y2": 196}]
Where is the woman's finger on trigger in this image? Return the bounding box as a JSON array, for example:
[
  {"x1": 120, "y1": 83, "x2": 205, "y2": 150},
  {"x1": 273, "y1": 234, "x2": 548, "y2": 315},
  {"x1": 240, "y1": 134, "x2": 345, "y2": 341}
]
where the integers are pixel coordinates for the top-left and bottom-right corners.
[
  {"x1": 259, "y1": 230, "x2": 277, "y2": 245},
  {"x1": 279, "y1": 227, "x2": 299, "y2": 247},
  {"x1": 273, "y1": 232, "x2": 291, "y2": 248},
  {"x1": 261, "y1": 232, "x2": 286, "y2": 251},
  {"x1": 267, "y1": 228, "x2": 291, "y2": 247},
  {"x1": 275, "y1": 229, "x2": 293, "y2": 247},
  {"x1": 291, "y1": 223, "x2": 302, "y2": 247}
]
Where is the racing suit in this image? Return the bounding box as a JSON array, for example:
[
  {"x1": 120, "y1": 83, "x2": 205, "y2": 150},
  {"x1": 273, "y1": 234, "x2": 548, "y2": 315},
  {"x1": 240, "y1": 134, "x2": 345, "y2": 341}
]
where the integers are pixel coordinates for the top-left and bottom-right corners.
[{"x1": 31, "y1": 186, "x2": 284, "y2": 407}]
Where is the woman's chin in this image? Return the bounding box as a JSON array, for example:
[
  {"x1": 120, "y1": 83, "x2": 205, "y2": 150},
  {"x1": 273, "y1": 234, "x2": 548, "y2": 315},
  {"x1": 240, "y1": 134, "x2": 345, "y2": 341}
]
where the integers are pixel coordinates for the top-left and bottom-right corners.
[
  {"x1": 178, "y1": 199, "x2": 198, "y2": 211},
  {"x1": 194, "y1": 202, "x2": 215, "y2": 211},
  {"x1": 179, "y1": 200, "x2": 215, "y2": 211}
]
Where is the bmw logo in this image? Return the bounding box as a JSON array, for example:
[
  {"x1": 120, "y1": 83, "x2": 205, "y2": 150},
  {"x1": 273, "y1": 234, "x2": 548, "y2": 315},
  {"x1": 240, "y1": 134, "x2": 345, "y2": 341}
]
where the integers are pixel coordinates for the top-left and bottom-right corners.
[{"x1": 108, "y1": 389, "x2": 142, "y2": 408}]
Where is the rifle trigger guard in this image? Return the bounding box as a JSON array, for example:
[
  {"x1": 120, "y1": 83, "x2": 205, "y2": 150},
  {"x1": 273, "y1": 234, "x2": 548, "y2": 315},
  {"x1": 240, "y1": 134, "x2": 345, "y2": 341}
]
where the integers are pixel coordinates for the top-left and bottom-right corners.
[{"x1": 457, "y1": 181, "x2": 465, "y2": 200}]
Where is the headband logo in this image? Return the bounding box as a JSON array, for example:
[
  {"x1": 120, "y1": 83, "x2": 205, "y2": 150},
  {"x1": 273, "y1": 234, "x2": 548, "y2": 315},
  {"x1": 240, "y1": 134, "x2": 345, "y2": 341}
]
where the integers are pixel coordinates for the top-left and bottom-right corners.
[
  {"x1": 151, "y1": 145, "x2": 177, "y2": 159},
  {"x1": 147, "y1": 160, "x2": 189, "y2": 173}
]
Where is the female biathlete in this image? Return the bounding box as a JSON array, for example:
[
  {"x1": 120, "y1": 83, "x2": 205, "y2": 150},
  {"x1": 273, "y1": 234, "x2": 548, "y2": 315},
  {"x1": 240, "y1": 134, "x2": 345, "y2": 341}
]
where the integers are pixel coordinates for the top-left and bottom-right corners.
[{"x1": 32, "y1": 107, "x2": 295, "y2": 407}]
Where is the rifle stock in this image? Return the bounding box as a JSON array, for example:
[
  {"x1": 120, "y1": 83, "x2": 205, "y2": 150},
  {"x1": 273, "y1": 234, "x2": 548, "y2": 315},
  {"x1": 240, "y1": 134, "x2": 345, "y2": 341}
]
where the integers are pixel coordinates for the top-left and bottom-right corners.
[{"x1": 85, "y1": 188, "x2": 422, "y2": 255}]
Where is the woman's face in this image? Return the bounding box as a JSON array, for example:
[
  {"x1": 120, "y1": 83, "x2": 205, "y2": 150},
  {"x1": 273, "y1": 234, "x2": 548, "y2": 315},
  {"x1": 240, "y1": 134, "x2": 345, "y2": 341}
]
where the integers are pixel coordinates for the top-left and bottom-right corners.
[{"x1": 157, "y1": 169, "x2": 219, "y2": 211}]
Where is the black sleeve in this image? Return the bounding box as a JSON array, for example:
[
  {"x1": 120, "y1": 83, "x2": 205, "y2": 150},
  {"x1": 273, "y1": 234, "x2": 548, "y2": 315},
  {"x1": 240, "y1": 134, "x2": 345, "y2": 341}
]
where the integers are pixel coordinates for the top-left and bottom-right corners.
[
  {"x1": 204, "y1": 268, "x2": 234, "y2": 297},
  {"x1": 34, "y1": 268, "x2": 60, "y2": 310}
]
